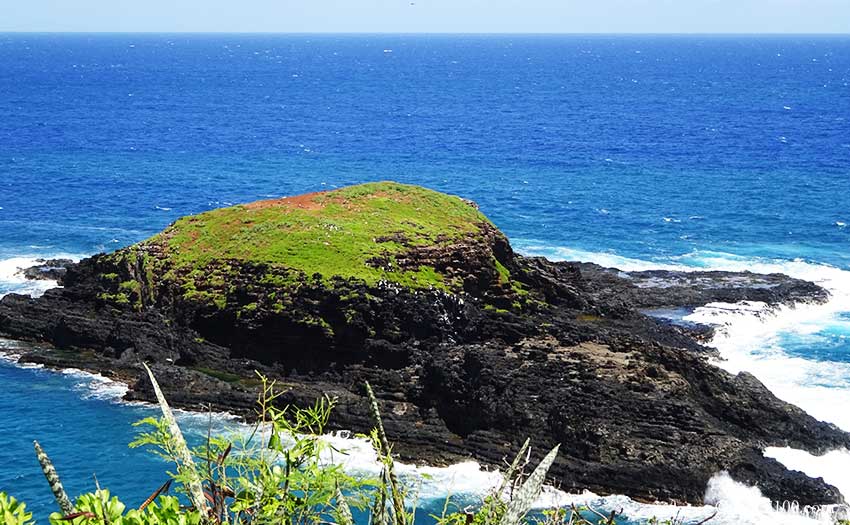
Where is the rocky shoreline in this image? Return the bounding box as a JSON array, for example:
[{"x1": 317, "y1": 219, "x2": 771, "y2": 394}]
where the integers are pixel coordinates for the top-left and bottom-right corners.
[{"x1": 1, "y1": 183, "x2": 846, "y2": 507}]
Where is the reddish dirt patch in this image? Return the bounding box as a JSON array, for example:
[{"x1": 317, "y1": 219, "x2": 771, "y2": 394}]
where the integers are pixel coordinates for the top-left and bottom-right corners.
[{"x1": 245, "y1": 191, "x2": 329, "y2": 211}]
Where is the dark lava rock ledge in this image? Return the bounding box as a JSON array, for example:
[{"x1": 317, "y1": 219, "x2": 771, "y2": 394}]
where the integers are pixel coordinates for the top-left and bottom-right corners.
[{"x1": 0, "y1": 182, "x2": 844, "y2": 507}]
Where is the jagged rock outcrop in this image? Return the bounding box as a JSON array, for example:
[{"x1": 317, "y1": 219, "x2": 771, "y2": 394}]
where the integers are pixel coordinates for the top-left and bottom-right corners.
[
  {"x1": 15, "y1": 258, "x2": 73, "y2": 282},
  {"x1": 1, "y1": 182, "x2": 845, "y2": 506}
]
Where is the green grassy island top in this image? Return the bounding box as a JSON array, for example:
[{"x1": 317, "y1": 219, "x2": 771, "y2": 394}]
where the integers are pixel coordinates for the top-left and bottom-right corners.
[{"x1": 134, "y1": 182, "x2": 504, "y2": 292}]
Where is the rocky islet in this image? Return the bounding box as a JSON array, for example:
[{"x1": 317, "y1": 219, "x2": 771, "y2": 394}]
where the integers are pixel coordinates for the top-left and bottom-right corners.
[{"x1": 1, "y1": 182, "x2": 845, "y2": 507}]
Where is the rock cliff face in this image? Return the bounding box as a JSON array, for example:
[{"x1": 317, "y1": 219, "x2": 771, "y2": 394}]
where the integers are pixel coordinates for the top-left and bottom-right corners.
[{"x1": 0, "y1": 182, "x2": 846, "y2": 506}]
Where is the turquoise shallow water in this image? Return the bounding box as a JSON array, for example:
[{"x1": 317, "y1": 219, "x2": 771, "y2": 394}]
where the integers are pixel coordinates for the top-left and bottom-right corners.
[
  {"x1": 0, "y1": 339, "x2": 240, "y2": 518},
  {"x1": 1, "y1": 34, "x2": 850, "y2": 524}
]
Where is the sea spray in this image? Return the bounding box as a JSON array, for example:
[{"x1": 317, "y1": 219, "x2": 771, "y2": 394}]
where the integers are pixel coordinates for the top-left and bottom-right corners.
[
  {"x1": 677, "y1": 259, "x2": 850, "y2": 504},
  {"x1": 0, "y1": 256, "x2": 63, "y2": 299},
  {"x1": 703, "y1": 473, "x2": 837, "y2": 525}
]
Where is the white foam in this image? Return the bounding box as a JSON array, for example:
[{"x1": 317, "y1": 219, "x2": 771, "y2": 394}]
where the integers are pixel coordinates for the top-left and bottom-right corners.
[
  {"x1": 320, "y1": 432, "x2": 505, "y2": 502},
  {"x1": 238, "y1": 430, "x2": 844, "y2": 524},
  {"x1": 765, "y1": 448, "x2": 850, "y2": 501},
  {"x1": 515, "y1": 244, "x2": 850, "y2": 521},
  {"x1": 0, "y1": 345, "x2": 46, "y2": 370},
  {"x1": 679, "y1": 255, "x2": 850, "y2": 435},
  {"x1": 539, "y1": 472, "x2": 836, "y2": 525},
  {"x1": 0, "y1": 254, "x2": 80, "y2": 298},
  {"x1": 0, "y1": 339, "x2": 128, "y2": 402},
  {"x1": 517, "y1": 244, "x2": 687, "y2": 272},
  {"x1": 228, "y1": 429, "x2": 730, "y2": 523},
  {"x1": 703, "y1": 473, "x2": 835, "y2": 525},
  {"x1": 59, "y1": 367, "x2": 131, "y2": 401},
  {"x1": 209, "y1": 424, "x2": 702, "y2": 519}
]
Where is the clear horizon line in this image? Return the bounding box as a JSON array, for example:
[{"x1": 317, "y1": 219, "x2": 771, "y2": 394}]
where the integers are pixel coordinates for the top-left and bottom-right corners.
[{"x1": 2, "y1": 30, "x2": 849, "y2": 36}]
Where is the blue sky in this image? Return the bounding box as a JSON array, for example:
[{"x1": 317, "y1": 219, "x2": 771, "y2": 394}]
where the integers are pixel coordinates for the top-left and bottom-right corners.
[{"x1": 4, "y1": 0, "x2": 849, "y2": 33}]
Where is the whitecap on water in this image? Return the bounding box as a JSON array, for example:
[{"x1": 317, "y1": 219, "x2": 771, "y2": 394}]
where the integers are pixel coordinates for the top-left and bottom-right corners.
[
  {"x1": 219, "y1": 429, "x2": 812, "y2": 524},
  {"x1": 515, "y1": 244, "x2": 685, "y2": 272},
  {"x1": 703, "y1": 473, "x2": 835, "y2": 525}
]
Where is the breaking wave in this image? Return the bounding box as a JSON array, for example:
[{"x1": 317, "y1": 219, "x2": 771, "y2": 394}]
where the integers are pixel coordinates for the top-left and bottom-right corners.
[{"x1": 515, "y1": 243, "x2": 850, "y2": 524}]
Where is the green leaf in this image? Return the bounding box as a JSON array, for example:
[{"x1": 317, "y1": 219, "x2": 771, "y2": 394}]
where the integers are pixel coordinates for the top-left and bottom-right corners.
[
  {"x1": 268, "y1": 432, "x2": 282, "y2": 451},
  {"x1": 0, "y1": 493, "x2": 34, "y2": 525}
]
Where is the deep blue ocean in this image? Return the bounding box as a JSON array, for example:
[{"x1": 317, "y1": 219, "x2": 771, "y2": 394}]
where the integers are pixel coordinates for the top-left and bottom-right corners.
[{"x1": 1, "y1": 34, "x2": 850, "y2": 524}]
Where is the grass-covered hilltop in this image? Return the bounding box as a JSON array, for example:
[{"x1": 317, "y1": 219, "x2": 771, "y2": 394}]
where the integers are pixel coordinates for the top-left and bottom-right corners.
[
  {"x1": 2, "y1": 181, "x2": 849, "y2": 510},
  {"x1": 151, "y1": 181, "x2": 510, "y2": 291}
]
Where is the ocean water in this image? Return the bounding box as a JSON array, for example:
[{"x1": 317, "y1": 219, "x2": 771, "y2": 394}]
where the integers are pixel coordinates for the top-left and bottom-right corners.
[{"x1": 1, "y1": 34, "x2": 849, "y2": 524}]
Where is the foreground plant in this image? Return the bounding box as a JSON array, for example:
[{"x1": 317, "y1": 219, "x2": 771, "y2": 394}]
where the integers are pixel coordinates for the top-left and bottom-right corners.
[
  {"x1": 33, "y1": 440, "x2": 73, "y2": 516},
  {"x1": 0, "y1": 492, "x2": 34, "y2": 525},
  {"x1": 432, "y1": 439, "x2": 565, "y2": 525},
  {"x1": 10, "y1": 366, "x2": 573, "y2": 525},
  {"x1": 139, "y1": 362, "x2": 209, "y2": 521},
  {"x1": 46, "y1": 490, "x2": 200, "y2": 525},
  {"x1": 132, "y1": 371, "x2": 372, "y2": 524},
  {"x1": 364, "y1": 381, "x2": 411, "y2": 525}
]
